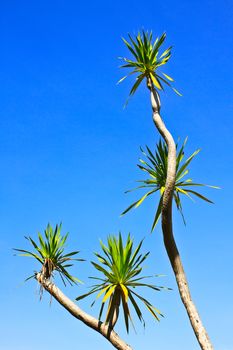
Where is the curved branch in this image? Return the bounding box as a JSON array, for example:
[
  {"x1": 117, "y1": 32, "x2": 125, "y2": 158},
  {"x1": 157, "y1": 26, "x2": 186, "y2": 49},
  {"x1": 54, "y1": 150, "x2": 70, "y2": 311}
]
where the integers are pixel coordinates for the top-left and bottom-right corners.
[
  {"x1": 36, "y1": 273, "x2": 132, "y2": 350},
  {"x1": 147, "y1": 78, "x2": 214, "y2": 350}
]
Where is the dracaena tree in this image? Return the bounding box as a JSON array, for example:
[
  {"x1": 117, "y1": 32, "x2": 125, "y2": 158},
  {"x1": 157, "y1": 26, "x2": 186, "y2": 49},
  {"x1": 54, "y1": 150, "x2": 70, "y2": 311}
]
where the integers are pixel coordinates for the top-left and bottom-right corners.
[
  {"x1": 119, "y1": 31, "x2": 216, "y2": 350},
  {"x1": 15, "y1": 30, "x2": 217, "y2": 350}
]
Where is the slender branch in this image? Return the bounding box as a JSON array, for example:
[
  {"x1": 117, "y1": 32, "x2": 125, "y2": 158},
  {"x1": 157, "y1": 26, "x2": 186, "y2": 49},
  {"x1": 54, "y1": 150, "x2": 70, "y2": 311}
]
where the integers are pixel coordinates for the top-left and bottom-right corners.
[
  {"x1": 146, "y1": 77, "x2": 214, "y2": 350},
  {"x1": 36, "y1": 273, "x2": 133, "y2": 350}
]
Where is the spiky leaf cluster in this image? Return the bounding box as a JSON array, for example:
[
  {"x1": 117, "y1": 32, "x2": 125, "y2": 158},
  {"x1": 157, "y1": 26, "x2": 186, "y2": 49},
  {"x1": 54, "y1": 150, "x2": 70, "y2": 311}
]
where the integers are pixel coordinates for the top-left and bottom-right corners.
[
  {"x1": 122, "y1": 139, "x2": 218, "y2": 231},
  {"x1": 15, "y1": 223, "x2": 83, "y2": 286},
  {"x1": 76, "y1": 233, "x2": 164, "y2": 332},
  {"x1": 119, "y1": 31, "x2": 181, "y2": 97}
]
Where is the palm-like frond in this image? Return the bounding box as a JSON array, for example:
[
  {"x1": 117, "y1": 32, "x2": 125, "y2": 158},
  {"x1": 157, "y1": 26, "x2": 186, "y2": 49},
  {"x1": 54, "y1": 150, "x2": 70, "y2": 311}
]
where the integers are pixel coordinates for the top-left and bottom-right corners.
[
  {"x1": 119, "y1": 30, "x2": 181, "y2": 98},
  {"x1": 14, "y1": 223, "x2": 83, "y2": 286},
  {"x1": 121, "y1": 139, "x2": 219, "y2": 232},
  {"x1": 76, "y1": 233, "x2": 165, "y2": 332}
]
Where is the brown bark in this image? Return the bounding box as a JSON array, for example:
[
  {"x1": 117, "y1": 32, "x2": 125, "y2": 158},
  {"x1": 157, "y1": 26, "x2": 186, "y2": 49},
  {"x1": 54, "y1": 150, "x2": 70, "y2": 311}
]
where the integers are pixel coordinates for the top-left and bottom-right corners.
[
  {"x1": 36, "y1": 273, "x2": 132, "y2": 350},
  {"x1": 147, "y1": 78, "x2": 214, "y2": 350}
]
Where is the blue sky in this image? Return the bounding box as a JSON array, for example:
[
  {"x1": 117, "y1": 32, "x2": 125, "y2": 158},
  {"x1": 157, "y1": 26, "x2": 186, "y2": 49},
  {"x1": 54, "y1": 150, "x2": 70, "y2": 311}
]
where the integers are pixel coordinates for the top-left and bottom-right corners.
[{"x1": 1, "y1": 0, "x2": 233, "y2": 349}]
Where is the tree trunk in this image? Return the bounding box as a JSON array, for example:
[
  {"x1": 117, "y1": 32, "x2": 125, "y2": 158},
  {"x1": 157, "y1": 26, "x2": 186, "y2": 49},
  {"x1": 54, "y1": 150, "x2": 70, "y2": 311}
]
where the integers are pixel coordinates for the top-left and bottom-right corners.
[
  {"x1": 147, "y1": 79, "x2": 214, "y2": 350},
  {"x1": 36, "y1": 273, "x2": 133, "y2": 350}
]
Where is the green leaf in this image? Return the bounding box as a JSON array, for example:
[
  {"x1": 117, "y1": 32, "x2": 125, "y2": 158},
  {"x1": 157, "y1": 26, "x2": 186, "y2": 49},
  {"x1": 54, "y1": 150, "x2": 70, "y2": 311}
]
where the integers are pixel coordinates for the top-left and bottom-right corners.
[
  {"x1": 121, "y1": 189, "x2": 156, "y2": 216},
  {"x1": 102, "y1": 285, "x2": 116, "y2": 303},
  {"x1": 162, "y1": 72, "x2": 174, "y2": 81},
  {"x1": 176, "y1": 149, "x2": 200, "y2": 180},
  {"x1": 160, "y1": 46, "x2": 172, "y2": 59},
  {"x1": 184, "y1": 190, "x2": 214, "y2": 203},
  {"x1": 172, "y1": 87, "x2": 182, "y2": 96},
  {"x1": 151, "y1": 196, "x2": 163, "y2": 232},
  {"x1": 129, "y1": 74, "x2": 146, "y2": 96}
]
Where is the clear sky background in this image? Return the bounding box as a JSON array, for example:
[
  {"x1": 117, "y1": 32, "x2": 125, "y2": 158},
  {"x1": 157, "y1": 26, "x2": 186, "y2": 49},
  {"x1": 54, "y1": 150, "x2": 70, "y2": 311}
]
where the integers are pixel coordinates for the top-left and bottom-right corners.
[{"x1": 1, "y1": 1, "x2": 233, "y2": 349}]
